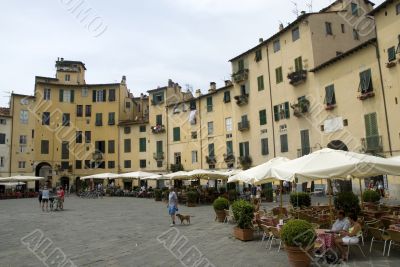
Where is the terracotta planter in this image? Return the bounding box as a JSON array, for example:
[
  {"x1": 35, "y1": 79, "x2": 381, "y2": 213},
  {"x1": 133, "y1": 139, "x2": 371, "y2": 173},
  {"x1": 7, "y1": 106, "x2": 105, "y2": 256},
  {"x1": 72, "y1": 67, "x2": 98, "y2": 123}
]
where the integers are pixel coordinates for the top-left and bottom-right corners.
[
  {"x1": 215, "y1": 210, "x2": 226, "y2": 222},
  {"x1": 285, "y1": 245, "x2": 313, "y2": 267},
  {"x1": 233, "y1": 227, "x2": 253, "y2": 241}
]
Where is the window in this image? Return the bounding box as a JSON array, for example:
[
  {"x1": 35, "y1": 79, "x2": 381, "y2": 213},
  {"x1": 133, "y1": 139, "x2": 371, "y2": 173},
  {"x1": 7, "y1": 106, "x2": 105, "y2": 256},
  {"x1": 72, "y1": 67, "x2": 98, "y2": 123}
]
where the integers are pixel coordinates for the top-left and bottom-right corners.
[
  {"x1": 93, "y1": 90, "x2": 107, "y2": 102},
  {"x1": 226, "y1": 141, "x2": 233, "y2": 155},
  {"x1": 273, "y1": 39, "x2": 280, "y2": 52},
  {"x1": 62, "y1": 113, "x2": 70, "y2": 126},
  {"x1": 206, "y1": 96, "x2": 213, "y2": 112},
  {"x1": 190, "y1": 100, "x2": 196, "y2": 110},
  {"x1": 19, "y1": 145, "x2": 27, "y2": 153},
  {"x1": 95, "y1": 141, "x2": 106, "y2": 154},
  {"x1": 0, "y1": 119, "x2": 6, "y2": 125},
  {"x1": 139, "y1": 138, "x2": 146, "y2": 152},
  {"x1": 0, "y1": 133, "x2": 5, "y2": 144},
  {"x1": 44, "y1": 88, "x2": 51, "y2": 100},
  {"x1": 255, "y1": 49, "x2": 262, "y2": 62},
  {"x1": 85, "y1": 131, "x2": 91, "y2": 143},
  {"x1": 124, "y1": 139, "x2": 131, "y2": 153},
  {"x1": 107, "y1": 161, "x2": 114, "y2": 169},
  {"x1": 280, "y1": 134, "x2": 288, "y2": 152},
  {"x1": 208, "y1": 122, "x2": 214, "y2": 135},
  {"x1": 18, "y1": 161, "x2": 26, "y2": 169},
  {"x1": 341, "y1": 24, "x2": 345, "y2": 33},
  {"x1": 152, "y1": 93, "x2": 164, "y2": 105},
  {"x1": 351, "y1": 2, "x2": 359, "y2": 16},
  {"x1": 275, "y1": 67, "x2": 283, "y2": 84},
  {"x1": 95, "y1": 113, "x2": 103, "y2": 126},
  {"x1": 261, "y1": 138, "x2": 269, "y2": 156},
  {"x1": 359, "y1": 69, "x2": 373, "y2": 93},
  {"x1": 191, "y1": 151, "x2": 198, "y2": 163},
  {"x1": 76, "y1": 105, "x2": 83, "y2": 117},
  {"x1": 65, "y1": 74, "x2": 70, "y2": 81},
  {"x1": 20, "y1": 110, "x2": 28, "y2": 124},
  {"x1": 19, "y1": 135, "x2": 27, "y2": 145},
  {"x1": 173, "y1": 127, "x2": 180, "y2": 141},
  {"x1": 126, "y1": 101, "x2": 131, "y2": 109},
  {"x1": 108, "y1": 112, "x2": 115, "y2": 125},
  {"x1": 294, "y1": 57, "x2": 303, "y2": 72},
  {"x1": 137, "y1": 159, "x2": 146, "y2": 168},
  {"x1": 108, "y1": 140, "x2": 115, "y2": 154},
  {"x1": 156, "y1": 140, "x2": 163, "y2": 155},
  {"x1": 259, "y1": 109, "x2": 267, "y2": 125},
  {"x1": 124, "y1": 160, "x2": 131, "y2": 168},
  {"x1": 238, "y1": 59, "x2": 244, "y2": 71},
  {"x1": 225, "y1": 117, "x2": 232, "y2": 132},
  {"x1": 223, "y1": 91, "x2": 231, "y2": 103},
  {"x1": 76, "y1": 160, "x2": 82, "y2": 170},
  {"x1": 76, "y1": 131, "x2": 83, "y2": 143},
  {"x1": 300, "y1": 129, "x2": 311, "y2": 155},
  {"x1": 59, "y1": 89, "x2": 74, "y2": 103},
  {"x1": 397, "y1": 3, "x2": 400, "y2": 15},
  {"x1": 156, "y1": 114, "x2": 163, "y2": 126},
  {"x1": 109, "y1": 89, "x2": 116, "y2": 101},
  {"x1": 140, "y1": 125, "x2": 146, "y2": 132},
  {"x1": 122, "y1": 126, "x2": 131, "y2": 134},
  {"x1": 325, "y1": 84, "x2": 336, "y2": 106},
  {"x1": 84, "y1": 160, "x2": 90, "y2": 169},
  {"x1": 274, "y1": 102, "x2": 290, "y2": 121},
  {"x1": 208, "y1": 143, "x2": 215, "y2": 157},
  {"x1": 257, "y1": 75, "x2": 265, "y2": 91},
  {"x1": 353, "y1": 29, "x2": 359, "y2": 40},
  {"x1": 42, "y1": 112, "x2": 50, "y2": 125},
  {"x1": 240, "y1": 84, "x2": 248, "y2": 96},
  {"x1": 191, "y1": 131, "x2": 197, "y2": 139},
  {"x1": 239, "y1": 142, "x2": 250, "y2": 157},
  {"x1": 85, "y1": 105, "x2": 92, "y2": 117},
  {"x1": 292, "y1": 27, "x2": 300, "y2": 41},
  {"x1": 61, "y1": 141, "x2": 69, "y2": 159},
  {"x1": 388, "y1": 46, "x2": 396, "y2": 62},
  {"x1": 325, "y1": 22, "x2": 333, "y2": 35},
  {"x1": 82, "y1": 87, "x2": 88, "y2": 97},
  {"x1": 0, "y1": 157, "x2": 4, "y2": 167}
]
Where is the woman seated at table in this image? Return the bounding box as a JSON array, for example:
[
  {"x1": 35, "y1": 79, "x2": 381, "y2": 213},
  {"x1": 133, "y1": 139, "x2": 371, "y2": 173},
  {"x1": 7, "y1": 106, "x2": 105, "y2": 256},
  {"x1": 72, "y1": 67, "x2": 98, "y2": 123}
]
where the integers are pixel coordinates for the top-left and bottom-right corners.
[{"x1": 334, "y1": 213, "x2": 362, "y2": 261}]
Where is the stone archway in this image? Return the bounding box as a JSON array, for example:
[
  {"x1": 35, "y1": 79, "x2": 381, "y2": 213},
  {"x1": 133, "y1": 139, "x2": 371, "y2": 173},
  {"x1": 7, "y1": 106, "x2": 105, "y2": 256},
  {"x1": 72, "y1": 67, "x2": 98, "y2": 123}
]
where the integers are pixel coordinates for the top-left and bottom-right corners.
[
  {"x1": 60, "y1": 177, "x2": 69, "y2": 191},
  {"x1": 35, "y1": 162, "x2": 52, "y2": 191},
  {"x1": 327, "y1": 140, "x2": 348, "y2": 151}
]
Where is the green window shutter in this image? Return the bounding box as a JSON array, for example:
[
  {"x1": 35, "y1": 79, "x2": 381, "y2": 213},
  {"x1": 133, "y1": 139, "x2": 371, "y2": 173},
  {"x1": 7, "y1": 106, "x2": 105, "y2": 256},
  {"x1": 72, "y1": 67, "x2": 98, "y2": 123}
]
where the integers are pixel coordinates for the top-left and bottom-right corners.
[
  {"x1": 226, "y1": 141, "x2": 233, "y2": 154},
  {"x1": 139, "y1": 138, "x2": 146, "y2": 152},
  {"x1": 156, "y1": 141, "x2": 163, "y2": 153},
  {"x1": 300, "y1": 130, "x2": 310, "y2": 155},
  {"x1": 156, "y1": 115, "x2": 162, "y2": 125},
  {"x1": 259, "y1": 109, "x2": 267, "y2": 125},
  {"x1": 208, "y1": 143, "x2": 215, "y2": 157},
  {"x1": 92, "y1": 90, "x2": 97, "y2": 102},
  {"x1": 364, "y1": 113, "x2": 379, "y2": 137},
  {"x1": 325, "y1": 85, "x2": 336, "y2": 105},
  {"x1": 360, "y1": 69, "x2": 372, "y2": 92},
  {"x1": 295, "y1": 57, "x2": 303, "y2": 72},
  {"x1": 261, "y1": 138, "x2": 269, "y2": 155},
  {"x1": 258, "y1": 76, "x2": 264, "y2": 91},
  {"x1": 59, "y1": 89, "x2": 64, "y2": 102},
  {"x1": 284, "y1": 102, "x2": 290, "y2": 119},
  {"x1": 173, "y1": 127, "x2": 180, "y2": 141},
  {"x1": 280, "y1": 134, "x2": 288, "y2": 152},
  {"x1": 274, "y1": 105, "x2": 279, "y2": 121},
  {"x1": 102, "y1": 90, "x2": 107, "y2": 102},
  {"x1": 276, "y1": 67, "x2": 283, "y2": 83},
  {"x1": 70, "y1": 90, "x2": 74, "y2": 103},
  {"x1": 388, "y1": 46, "x2": 396, "y2": 62}
]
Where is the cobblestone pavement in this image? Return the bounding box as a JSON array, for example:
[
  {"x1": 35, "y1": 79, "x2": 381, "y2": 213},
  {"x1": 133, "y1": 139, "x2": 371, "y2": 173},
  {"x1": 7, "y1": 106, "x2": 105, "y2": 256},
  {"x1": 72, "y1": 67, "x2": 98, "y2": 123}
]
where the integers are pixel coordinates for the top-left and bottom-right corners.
[{"x1": 0, "y1": 196, "x2": 399, "y2": 267}]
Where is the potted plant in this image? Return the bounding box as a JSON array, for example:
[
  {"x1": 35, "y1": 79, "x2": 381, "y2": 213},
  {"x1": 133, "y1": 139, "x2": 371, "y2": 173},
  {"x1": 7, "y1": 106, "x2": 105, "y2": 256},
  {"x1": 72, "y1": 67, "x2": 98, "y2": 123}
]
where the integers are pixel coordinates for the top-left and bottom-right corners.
[
  {"x1": 362, "y1": 190, "x2": 381, "y2": 208},
  {"x1": 213, "y1": 197, "x2": 229, "y2": 222},
  {"x1": 154, "y1": 189, "x2": 162, "y2": 201},
  {"x1": 334, "y1": 191, "x2": 361, "y2": 215},
  {"x1": 187, "y1": 191, "x2": 198, "y2": 207},
  {"x1": 281, "y1": 219, "x2": 316, "y2": 267},
  {"x1": 290, "y1": 192, "x2": 311, "y2": 208},
  {"x1": 228, "y1": 189, "x2": 237, "y2": 202},
  {"x1": 231, "y1": 199, "x2": 254, "y2": 241}
]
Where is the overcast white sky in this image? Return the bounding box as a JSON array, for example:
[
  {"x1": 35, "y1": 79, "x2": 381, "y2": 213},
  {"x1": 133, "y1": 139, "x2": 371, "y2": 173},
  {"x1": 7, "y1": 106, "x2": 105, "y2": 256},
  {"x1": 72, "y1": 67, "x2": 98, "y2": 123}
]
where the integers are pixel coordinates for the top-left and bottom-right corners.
[{"x1": 0, "y1": 0, "x2": 384, "y2": 106}]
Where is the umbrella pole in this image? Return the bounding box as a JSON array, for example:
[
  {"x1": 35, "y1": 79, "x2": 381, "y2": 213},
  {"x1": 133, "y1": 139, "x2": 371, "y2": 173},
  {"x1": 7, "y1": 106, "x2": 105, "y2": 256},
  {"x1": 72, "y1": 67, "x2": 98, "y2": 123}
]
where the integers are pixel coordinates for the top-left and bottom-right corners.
[
  {"x1": 359, "y1": 178, "x2": 364, "y2": 209},
  {"x1": 279, "y1": 181, "x2": 283, "y2": 218},
  {"x1": 328, "y1": 179, "x2": 333, "y2": 224}
]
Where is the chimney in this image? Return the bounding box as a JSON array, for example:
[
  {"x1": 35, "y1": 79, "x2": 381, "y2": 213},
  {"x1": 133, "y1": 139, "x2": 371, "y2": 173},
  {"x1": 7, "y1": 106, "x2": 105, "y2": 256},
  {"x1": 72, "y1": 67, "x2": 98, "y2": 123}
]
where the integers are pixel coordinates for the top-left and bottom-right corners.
[
  {"x1": 60, "y1": 57, "x2": 64, "y2": 61},
  {"x1": 209, "y1": 82, "x2": 216, "y2": 93},
  {"x1": 168, "y1": 79, "x2": 174, "y2": 87},
  {"x1": 301, "y1": 11, "x2": 306, "y2": 15},
  {"x1": 279, "y1": 23, "x2": 284, "y2": 31},
  {"x1": 225, "y1": 80, "x2": 233, "y2": 87},
  {"x1": 121, "y1": 75, "x2": 126, "y2": 84},
  {"x1": 195, "y1": 89, "x2": 202, "y2": 98},
  {"x1": 259, "y1": 38, "x2": 264, "y2": 43}
]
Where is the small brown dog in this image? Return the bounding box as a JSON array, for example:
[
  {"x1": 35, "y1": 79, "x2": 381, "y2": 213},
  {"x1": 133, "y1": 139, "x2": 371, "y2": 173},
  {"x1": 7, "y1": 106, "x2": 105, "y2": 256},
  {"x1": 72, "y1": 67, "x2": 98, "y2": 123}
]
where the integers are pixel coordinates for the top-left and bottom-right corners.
[{"x1": 176, "y1": 214, "x2": 191, "y2": 224}]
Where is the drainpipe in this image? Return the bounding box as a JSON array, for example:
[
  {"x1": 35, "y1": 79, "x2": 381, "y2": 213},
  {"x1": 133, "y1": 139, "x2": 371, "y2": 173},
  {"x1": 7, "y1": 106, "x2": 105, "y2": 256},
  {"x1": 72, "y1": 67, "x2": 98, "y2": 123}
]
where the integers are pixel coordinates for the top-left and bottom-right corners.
[
  {"x1": 9, "y1": 94, "x2": 14, "y2": 176},
  {"x1": 198, "y1": 99, "x2": 203, "y2": 169},
  {"x1": 165, "y1": 101, "x2": 169, "y2": 172},
  {"x1": 266, "y1": 46, "x2": 277, "y2": 158},
  {"x1": 372, "y1": 29, "x2": 393, "y2": 156}
]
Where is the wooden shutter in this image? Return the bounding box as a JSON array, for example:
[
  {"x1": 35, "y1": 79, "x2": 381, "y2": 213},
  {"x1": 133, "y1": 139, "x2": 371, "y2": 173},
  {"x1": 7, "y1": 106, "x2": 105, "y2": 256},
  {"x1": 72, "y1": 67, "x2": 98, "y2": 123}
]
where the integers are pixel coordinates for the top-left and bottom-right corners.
[
  {"x1": 92, "y1": 90, "x2": 97, "y2": 102},
  {"x1": 226, "y1": 141, "x2": 233, "y2": 154},
  {"x1": 274, "y1": 105, "x2": 279, "y2": 121},
  {"x1": 208, "y1": 143, "x2": 215, "y2": 157},
  {"x1": 70, "y1": 90, "x2": 74, "y2": 103},
  {"x1": 284, "y1": 102, "x2": 290, "y2": 119},
  {"x1": 300, "y1": 130, "x2": 310, "y2": 155},
  {"x1": 239, "y1": 143, "x2": 244, "y2": 157},
  {"x1": 102, "y1": 90, "x2": 107, "y2": 102},
  {"x1": 59, "y1": 89, "x2": 64, "y2": 102},
  {"x1": 156, "y1": 141, "x2": 163, "y2": 153}
]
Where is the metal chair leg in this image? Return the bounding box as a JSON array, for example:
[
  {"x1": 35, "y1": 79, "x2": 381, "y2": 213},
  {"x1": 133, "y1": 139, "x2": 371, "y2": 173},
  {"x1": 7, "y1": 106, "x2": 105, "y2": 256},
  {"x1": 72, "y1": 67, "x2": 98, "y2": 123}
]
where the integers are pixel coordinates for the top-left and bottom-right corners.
[
  {"x1": 387, "y1": 241, "x2": 392, "y2": 256},
  {"x1": 370, "y1": 238, "x2": 374, "y2": 252},
  {"x1": 383, "y1": 240, "x2": 387, "y2": 256}
]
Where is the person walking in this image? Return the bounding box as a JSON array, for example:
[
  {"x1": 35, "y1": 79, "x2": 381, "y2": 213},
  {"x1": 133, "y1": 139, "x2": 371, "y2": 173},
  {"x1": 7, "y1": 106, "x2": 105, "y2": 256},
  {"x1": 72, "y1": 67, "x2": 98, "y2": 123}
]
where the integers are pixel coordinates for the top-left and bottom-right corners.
[
  {"x1": 38, "y1": 187, "x2": 43, "y2": 208},
  {"x1": 41, "y1": 186, "x2": 50, "y2": 212},
  {"x1": 168, "y1": 186, "x2": 178, "y2": 227}
]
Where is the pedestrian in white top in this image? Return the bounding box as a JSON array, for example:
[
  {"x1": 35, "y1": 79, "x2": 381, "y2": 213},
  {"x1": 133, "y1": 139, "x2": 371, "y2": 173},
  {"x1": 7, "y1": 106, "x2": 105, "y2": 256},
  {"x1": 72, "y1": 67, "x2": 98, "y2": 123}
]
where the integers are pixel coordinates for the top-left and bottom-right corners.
[
  {"x1": 41, "y1": 186, "x2": 50, "y2": 212},
  {"x1": 168, "y1": 186, "x2": 178, "y2": 226}
]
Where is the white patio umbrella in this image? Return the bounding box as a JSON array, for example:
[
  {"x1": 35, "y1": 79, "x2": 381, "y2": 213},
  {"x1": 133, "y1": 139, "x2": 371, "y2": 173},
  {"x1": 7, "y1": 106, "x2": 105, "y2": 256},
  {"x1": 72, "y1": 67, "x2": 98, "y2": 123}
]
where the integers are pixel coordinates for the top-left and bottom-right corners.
[
  {"x1": 186, "y1": 169, "x2": 228, "y2": 180},
  {"x1": 80, "y1": 173, "x2": 119, "y2": 180},
  {"x1": 117, "y1": 171, "x2": 155, "y2": 179},
  {"x1": 390, "y1": 156, "x2": 400, "y2": 162},
  {"x1": 164, "y1": 171, "x2": 190, "y2": 180},
  {"x1": 0, "y1": 182, "x2": 26, "y2": 187},
  {"x1": 0, "y1": 176, "x2": 45, "y2": 182},
  {"x1": 228, "y1": 157, "x2": 290, "y2": 185},
  {"x1": 141, "y1": 174, "x2": 166, "y2": 181}
]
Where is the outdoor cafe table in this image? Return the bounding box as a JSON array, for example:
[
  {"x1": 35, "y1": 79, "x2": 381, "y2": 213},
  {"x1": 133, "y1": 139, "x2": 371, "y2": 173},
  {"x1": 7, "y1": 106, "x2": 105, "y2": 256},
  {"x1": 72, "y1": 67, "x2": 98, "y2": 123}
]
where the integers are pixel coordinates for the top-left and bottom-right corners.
[
  {"x1": 362, "y1": 210, "x2": 388, "y2": 219},
  {"x1": 315, "y1": 229, "x2": 335, "y2": 251},
  {"x1": 381, "y1": 215, "x2": 400, "y2": 223}
]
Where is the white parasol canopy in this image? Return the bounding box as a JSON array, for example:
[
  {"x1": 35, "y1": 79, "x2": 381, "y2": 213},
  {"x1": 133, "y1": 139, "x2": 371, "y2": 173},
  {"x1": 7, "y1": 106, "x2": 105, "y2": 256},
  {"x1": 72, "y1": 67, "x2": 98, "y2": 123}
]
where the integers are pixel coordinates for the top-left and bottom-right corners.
[
  {"x1": 80, "y1": 173, "x2": 119, "y2": 180},
  {"x1": 117, "y1": 171, "x2": 155, "y2": 179},
  {"x1": 271, "y1": 148, "x2": 400, "y2": 183},
  {"x1": 228, "y1": 157, "x2": 290, "y2": 185},
  {"x1": 186, "y1": 169, "x2": 228, "y2": 180},
  {"x1": 0, "y1": 182, "x2": 26, "y2": 187},
  {"x1": 390, "y1": 156, "x2": 400, "y2": 162},
  {"x1": 0, "y1": 176, "x2": 45, "y2": 182},
  {"x1": 164, "y1": 171, "x2": 190, "y2": 180},
  {"x1": 141, "y1": 174, "x2": 166, "y2": 181}
]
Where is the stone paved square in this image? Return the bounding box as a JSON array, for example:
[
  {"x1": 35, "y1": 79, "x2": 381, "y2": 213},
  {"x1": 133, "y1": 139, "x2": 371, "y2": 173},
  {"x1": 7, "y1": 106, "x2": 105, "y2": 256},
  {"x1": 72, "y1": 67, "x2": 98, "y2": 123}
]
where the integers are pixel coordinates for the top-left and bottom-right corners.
[{"x1": 1, "y1": 196, "x2": 400, "y2": 267}]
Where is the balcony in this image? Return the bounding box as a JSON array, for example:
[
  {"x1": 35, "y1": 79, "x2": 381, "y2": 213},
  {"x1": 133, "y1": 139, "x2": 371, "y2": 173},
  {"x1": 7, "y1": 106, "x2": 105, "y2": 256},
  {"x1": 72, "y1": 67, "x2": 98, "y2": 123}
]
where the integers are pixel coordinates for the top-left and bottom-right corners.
[
  {"x1": 151, "y1": 99, "x2": 164, "y2": 106},
  {"x1": 361, "y1": 135, "x2": 383, "y2": 153},
  {"x1": 234, "y1": 94, "x2": 249, "y2": 106},
  {"x1": 291, "y1": 99, "x2": 310, "y2": 117},
  {"x1": 151, "y1": 125, "x2": 166, "y2": 134},
  {"x1": 206, "y1": 155, "x2": 217, "y2": 165},
  {"x1": 238, "y1": 156, "x2": 252, "y2": 170},
  {"x1": 223, "y1": 153, "x2": 235, "y2": 164},
  {"x1": 386, "y1": 61, "x2": 396, "y2": 68},
  {"x1": 238, "y1": 120, "x2": 250, "y2": 131},
  {"x1": 297, "y1": 147, "x2": 313, "y2": 158},
  {"x1": 287, "y1": 70, "x2": 307, "y2": 86},
  {"x1": 358, "y1": 91, "x2": 375, "y2": 101},
  {"x1": 232, "y1": 69, "x2": 249, "y2": 83},
  {"x1": 153, "y1": 152, "x2": 164, "y2": 161},
  {"x1": 325, "y1": 104, "x2": 336, "y2": 111},
  {"x1": 92, "y1": 152, "x2": 103, "y2": 161}
]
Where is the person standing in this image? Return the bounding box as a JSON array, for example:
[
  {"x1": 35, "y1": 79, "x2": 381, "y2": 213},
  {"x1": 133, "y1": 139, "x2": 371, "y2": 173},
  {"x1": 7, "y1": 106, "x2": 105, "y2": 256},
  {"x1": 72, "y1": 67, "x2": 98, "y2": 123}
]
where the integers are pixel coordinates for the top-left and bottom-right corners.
[
  {"x1": 168, "y1": 186, "x2": 178, "y2": 226},
  {"x1": 57, "y1": 186, "x2": 65, "y2": 210},
  {"x1": 38, "y1": 187, "x2": 42, "y2": 208},
  {"x1": 41, "y1": 186, "x2": 50, "y2": 212}
]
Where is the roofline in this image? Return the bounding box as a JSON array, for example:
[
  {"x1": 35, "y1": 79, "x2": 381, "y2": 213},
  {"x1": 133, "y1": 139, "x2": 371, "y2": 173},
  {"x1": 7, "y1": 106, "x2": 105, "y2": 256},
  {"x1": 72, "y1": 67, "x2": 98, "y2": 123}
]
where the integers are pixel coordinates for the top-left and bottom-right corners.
[
  {"x1": 320, "y1": 0, "x2": 375, "y2": 13},
  {"x1": 35, "y1": 76, "x2": 58, "y2": 81},
  {"x1": 11, "y1": 93, "x2": 35, "y2": 99},
  {"x1": 310, "y1": 38, "x2": 377, "y2": 72},
  {"x1": 368, "y1": 0, "x2": 393, "y2": 15},
  {"x1": 147, "y1": 86, "x2": 168, "y2": 94},
  {"x1": 35, "y1": 82, "x2": 121, "y2": 87},
  {"x1": 55, "y1": 60, "x2": 87, "y2": 70}
]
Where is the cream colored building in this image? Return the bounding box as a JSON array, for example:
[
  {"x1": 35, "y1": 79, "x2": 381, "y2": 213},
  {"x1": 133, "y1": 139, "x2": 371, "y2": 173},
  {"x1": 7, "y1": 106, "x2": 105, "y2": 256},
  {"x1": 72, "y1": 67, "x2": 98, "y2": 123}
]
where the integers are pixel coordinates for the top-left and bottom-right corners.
[{"x1": 0, "y1": 108, "x2": 12, "y2": 178}]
